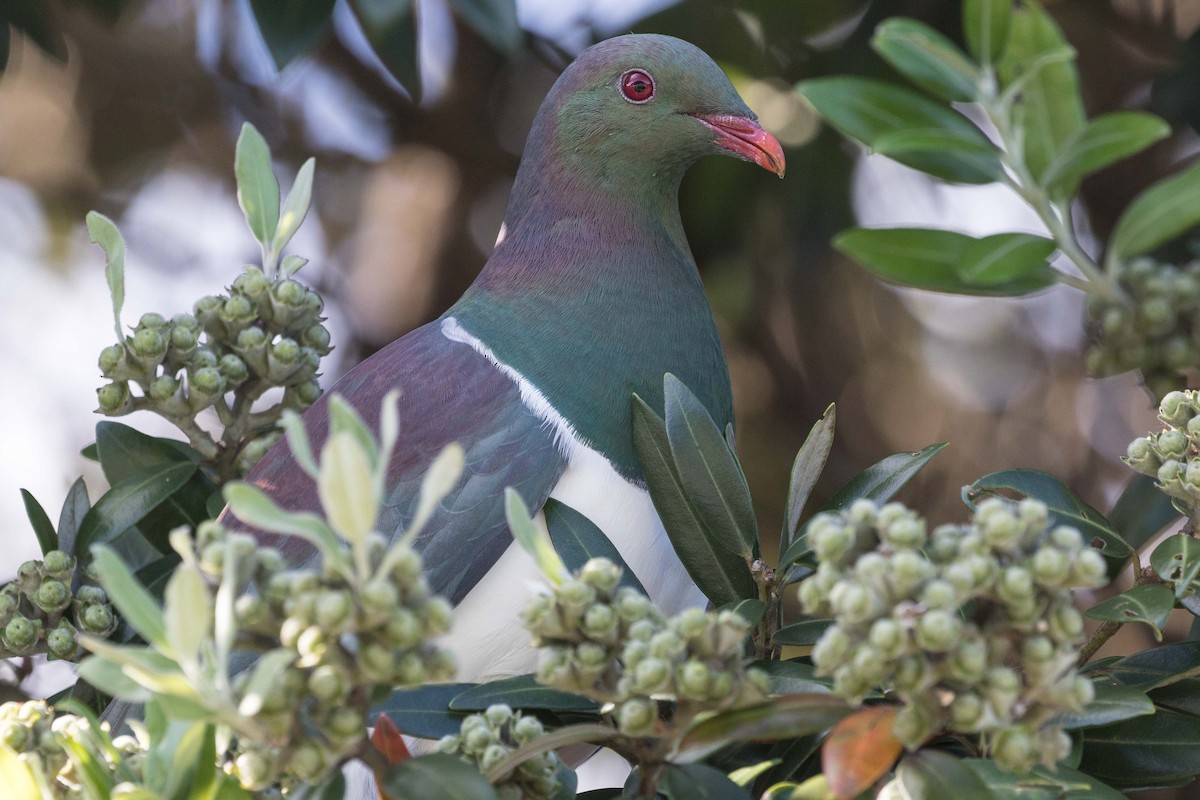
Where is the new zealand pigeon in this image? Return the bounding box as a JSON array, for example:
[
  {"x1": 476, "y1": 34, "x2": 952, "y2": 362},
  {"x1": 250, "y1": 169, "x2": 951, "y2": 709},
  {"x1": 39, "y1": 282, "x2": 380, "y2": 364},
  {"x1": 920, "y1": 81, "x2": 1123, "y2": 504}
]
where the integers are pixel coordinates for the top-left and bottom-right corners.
[{"x1": 246, "y1": 33, "x2": 785, "y2": 683}]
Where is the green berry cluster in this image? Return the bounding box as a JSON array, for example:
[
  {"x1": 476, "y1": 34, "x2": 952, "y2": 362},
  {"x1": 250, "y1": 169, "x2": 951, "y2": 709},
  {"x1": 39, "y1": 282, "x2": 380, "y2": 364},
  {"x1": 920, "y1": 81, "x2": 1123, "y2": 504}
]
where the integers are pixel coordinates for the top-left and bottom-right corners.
[
  {"x1": 1086, "y1": 257, "x2": 1200, "y2": 398},
  {"x1": 521, "y1": 558, "x2": 769, "y2": 737},
  {"x1": 800, "y1": 498, "x2": 1107, "y2": 773},
  {"x1": 436, "y1": 704, "x2": 562, "y2": 800},
  {"x1": 96, "y1": 266, "x2": 331, "y2": 480},
  {"x1": 185, "y1": 521, "x2": 455, "y2": 791},
  {"x1": 0, "y1": 551, "x2": 116, "y2": 661},
  {"x1": 1125, "y1": 390, "x2": 1200, "y2": 515}
]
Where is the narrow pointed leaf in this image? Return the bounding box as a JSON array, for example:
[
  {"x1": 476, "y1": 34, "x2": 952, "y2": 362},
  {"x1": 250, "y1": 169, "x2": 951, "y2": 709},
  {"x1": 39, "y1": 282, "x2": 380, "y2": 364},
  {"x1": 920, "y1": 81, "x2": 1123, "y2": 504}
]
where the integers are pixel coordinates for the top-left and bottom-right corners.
[
  {"x1": 56, "y1": 477, "x2": 90, "y2": 557},
  {"x1": 350, "y1": 0, "x2": 420, "y2": 96},
  {"x1": 234, "y1": 123, "x2": 280, "y2": 246},
  {"x1": 1110, "y1": 157, "x2": 1200, "y2": 262},
  {"x1": 964, "y1": 0, "x2": 1011, "y2": 64},
  {"x1": 164, "y1": 563, "x2": 212, "y2": 664},
  {"x1": 773, "y1": 619, "x2": 834, "y2": 647},
  {"x1": 278, "y1": 410, "x2": 319, "y2": 480},
  {"x1": 822, "y1": 705, "x2": 903, "y2": 800},
  {"x1": 871, "y1": 128, "x2": 1006, "y2": 183},
  {"x1": 544, "y1": 499, "x2": 647, "y2": 595},
  {"x1": 370, "y1": 684, "x2": 477, "y2": 739},
  {"x1": 871, "y1": 18, "x2": 980, "y2": 102},
  {"x1": 1108, "y1": 474, "x2": 1180, "y2": 553},
  {"x1": 89, "y1": 546, "x2": 167, "y2": 648},
  {"x1": 674, "y1": 694, "x2": 852, "y2": 763},
  {"x1": 753, "y1": 659, "x2": 833, "y2": 695},
  {"x1": 784, "y1": 405, "x2": 835, "y2": 548},
  {"x1": 957, "y1": 232, "x2": 1057, "y2": 286},
  {"x1": 834, "y1": 228, "x2": 1056, "y2": 296},
  {"x1": 319, "y1": 431, "x2": 379, "y2": 547},
  {"x1": 505, "y1": 488, "x2": 567, "y2": 583},
  {"x1": 633, "y1": 394, "x2": 755, "y2": 607},
  {"x1": 20, "y1": 489, "x2": 56, "y2": 555},
  {"x1": 86, "y1": 211, "x2": 126, "y2": 341},
  {"x1": 274, "y1": 157, "x2": 315, "y2": 254},
  {"x1": 1053, "y1": 683, "x2": 1155, "y2": 730},
  {"x1": 248, "y1": 0, "x2": 336, "y2": 69},
  {"x1": 372, "y1": 713, "x2": 412, "y2": 765},
  {"x1": 796, "y1": 77, "x2": 1002, "y2": 184},
  {"x1": 75, "y1": 461, "x2": 198, "y2": 559},
  {"x1": 893, "y1": 750, "x2": 991, "y2": 800},
  {"x1": 408, "y1": 443, "x2": 465, "y2": 541},
  {"x1": 448, "y1": 0, "x2": 521, "y2": 55},
  {"x1": 1150, "y1": 534, "x2": 1200, "y2": 599},
  {"x1": 1088, "y1": 641, "x2": 1200, "y2": 689},
  {"x1": 449, "y1": 674, "x2": 598, "y2": 713},
  {"x1": 664, "y1": 373, "x2": 757, "y2": 559},
  {"x1": 1042, "y1": 111, "x2": 1171, "y2": 200},
  {"x1": 223, "y1": 482, "x2": 341, "y2": 555},
  {"x1": 1085, "y1": 583, "x2": 1175, "y2": 640},
  {"x1": 281, "y1": 254, "x2": 308, "y2": 276}
]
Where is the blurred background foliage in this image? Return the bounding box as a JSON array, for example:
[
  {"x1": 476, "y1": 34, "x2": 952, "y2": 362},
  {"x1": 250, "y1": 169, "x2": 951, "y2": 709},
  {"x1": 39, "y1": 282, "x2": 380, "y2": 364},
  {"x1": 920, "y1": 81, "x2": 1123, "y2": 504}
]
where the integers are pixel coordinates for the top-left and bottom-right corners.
[{"x1": 3, "y1": 0, "x2": 1200, "y2": 699}]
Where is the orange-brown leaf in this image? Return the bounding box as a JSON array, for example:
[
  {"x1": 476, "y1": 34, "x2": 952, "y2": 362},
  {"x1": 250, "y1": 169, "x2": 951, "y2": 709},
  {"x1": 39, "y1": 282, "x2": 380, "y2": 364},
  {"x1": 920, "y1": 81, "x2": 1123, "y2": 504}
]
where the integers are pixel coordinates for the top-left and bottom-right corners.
[
  {"x1": 821, "y1": 705, "x2": 903, "y2": 799},
  {"x1": 371, "y1": 713, "x2": 412, "y2": 765}
]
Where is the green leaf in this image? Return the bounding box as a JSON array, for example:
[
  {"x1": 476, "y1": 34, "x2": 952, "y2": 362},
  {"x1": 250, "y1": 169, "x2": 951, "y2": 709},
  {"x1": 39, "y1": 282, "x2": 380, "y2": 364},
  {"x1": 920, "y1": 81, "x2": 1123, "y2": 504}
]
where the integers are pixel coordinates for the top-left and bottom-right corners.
[
  {"x1": 632, "y1": 394, "x2": 755, "y2": 607},
  {"x1": 834, "y1": 228, "x2": 1057, "y2": 296},
  {"x1": 75, "y1": 462, "x2": 198, "y2": 561},
  {"x1": 963, "y1": 0, "x2": 1011, "y2": 65},
  {"x1": 234, "y1": 123, "x2": 280, "y2": 247},
  {"x1": 544, "y1": 499, "x2": 647, "y2": 595},
  {"x1": 664, "y1": 373, "x2": 757, "y2": 560},
  {"x1": 1081, "y1": 709, "x2": 1200, "y2": 789},
  {"x1": 247, "y1": 0, "x2": 335, "y2": 69},
  {"x1": 1042, "y1": 111, "x2": 1171, "y2": 200},
  {"x1": 796, "y1": 76, "x2": 1002, "y2": 184},
  {"x1": 783, "y1": 405, "x2": 835, "y2": 550},
  {"x1": 1110, "y1": 157, "x2": 1200, "y2": 263},
  {"x1": 350, "y1": 0, "x2": 420, "y2": 96},
  {"x1": 81, "y1": 639, "x2": 206, "y2": 710},
  {"x1": 449, "y1": 674, "x2": 599, "y2": 713},
  {"x1": 773, "y1": 619, "x2": 834, "y2": 647},
  {"x1": 274, "y1": 157, "x2": 315, "y2": 256},
  {"x1": 674, "y1": 695, "x2": 852, "y2": 763},
  {"x1": 726, "y1": 598, "x2": 766, "y2": 627},
  {"x1": 1053, "y1": 682, "x2": 1155, "y2": 730},
  {"x1": 288, "y1": 770, "x2": 346, "y2": 800},
  {"x1": 1150, "y1": 533, "x2": 1200, "y2": 599},
  {"x1": 371, "y1": 684, "x2": 476, "y2": 739},
  {"x1": 659, "y1": 764, "x2": 749, "y2": 800},
  {"x1": 957, "y1": 232, "x2": 1058, "y2": 286},
  {"x1": 999, "y1": 4, "x2": 1085, "y2": 183},
  {"x1": 892, "y1": 750, "x2": 991, "y2": 799},
  {"x1": 753, "y1": 660, "x2": 834, "y2": 696},
  {"x1": 237, "y1": 649, "x2": 297, "y2": 716},
  {"x1": 1107, "y1": 474, "x2": 1180, "y2": 553},
  {"x1": 962, "y1": 759, "x2": 1126, "y2": 799},
  {"x1": 280, "y1": 254, "x2": 308, "y2": 276},
  {"x1": 76, "y1": 654, "x2": 153, "y2": 702},
  {"x1": 1089, "y1": 641, "x2": 1200, "y2": 688},
  {"x1": 448, "y1": 0, "x2": 521, "y2": 55},
  {"x1": 319, "y1": 431, "x2": 379, "y2": 547},
  {"x1": 223, "y1": 482, "x2": 341, "y2": 557},
  {"x1": 86, "y1": 211, "x2": 127, "y2": 341},
  {"x1": 376, "y1": 753, "x2": 503, "y2": 800},
  {"x1": 965, "y1": 469, "x2": 1133, "y2": 564},
  {"x1": 164, "y1": 563, "x2": 212, "y2": 664},
  {"x1": 90, "y1": 546, "x2": 167, "y2": 648},
  {"x1": 505, "y1": 488, "x2": 567, "y2": 584},
  {"x1": 871, "y1": 127, "x2": 1008, "y2": 184},
  {"x1": 0, "y1": 743, "x2": 40, "y2": 799},
  {"x1": 56, "y1": 477, "x2": 90, "y2": 557},
  {"x1": 871, "y1": 18, "x2": 980, "y2": 102},
  {"x1": 20, "y1": 489, "x2": 57, "y2": 555},
  {"x1": 1085, "y1": 583, "x2": 1176, "y2": 639}
]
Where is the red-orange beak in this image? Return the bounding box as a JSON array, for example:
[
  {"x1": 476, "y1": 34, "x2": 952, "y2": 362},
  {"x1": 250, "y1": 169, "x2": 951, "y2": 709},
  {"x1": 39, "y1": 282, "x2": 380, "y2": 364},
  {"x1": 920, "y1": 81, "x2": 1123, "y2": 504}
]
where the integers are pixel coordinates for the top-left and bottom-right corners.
[{"x1": 692, "y1": 114, "x2": 786, "y2": 178}]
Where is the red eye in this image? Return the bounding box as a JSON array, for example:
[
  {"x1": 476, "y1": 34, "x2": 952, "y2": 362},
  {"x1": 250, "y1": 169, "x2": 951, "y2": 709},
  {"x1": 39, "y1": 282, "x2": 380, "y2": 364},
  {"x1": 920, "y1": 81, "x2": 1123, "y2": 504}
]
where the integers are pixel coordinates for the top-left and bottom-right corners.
[{"x1": 620, "y1": 69, "x2": 655, "y2": 103}]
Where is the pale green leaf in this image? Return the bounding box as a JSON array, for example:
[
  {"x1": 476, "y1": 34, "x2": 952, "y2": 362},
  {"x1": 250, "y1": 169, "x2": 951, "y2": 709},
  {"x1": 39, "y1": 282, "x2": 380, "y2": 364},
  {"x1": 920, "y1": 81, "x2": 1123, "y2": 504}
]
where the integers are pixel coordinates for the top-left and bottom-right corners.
[
  {"x1": 405, "y1": 443, "x2": 465, "y2": 542},
  {"x1": 223, "y1": 482, "x2": 341, "y2": 556},
  {"x1": 91, "y1": 545, "x2": 167, "y2": 648},
  {"x1": 237, "y1": 649, "x2": 297, "y2": 716},
  {"x1": 783, "y1": 405, "x2": 835, "y2": 549},
  {"x1": 278, "y1": 409, "x2": 319, "y2": 480},
  {"x1": 234, "y1": 123, "x2": 280, "y2": 247},
  {"x1": 505, "y1": 488, "x2": 566, "y2": 584},
  {"x1": 319, "y1": 431, "x2": 379, "y2": 546},
  {"x1": 86, "y1": 211, "x2": 127, "y2": 342},
  {"x1": 164, "y1": 563, "x2": 212, "y2": 664},
  {"x1": 273, "y1": 157, "x2": 314, "y2": 257}
]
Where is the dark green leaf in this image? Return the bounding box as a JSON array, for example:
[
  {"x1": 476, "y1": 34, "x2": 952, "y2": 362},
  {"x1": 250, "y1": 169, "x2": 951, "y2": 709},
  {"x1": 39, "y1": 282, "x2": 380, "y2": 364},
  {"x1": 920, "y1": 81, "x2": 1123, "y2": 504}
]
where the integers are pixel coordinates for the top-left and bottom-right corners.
[
  {"x1": 783, "y1": 405, "x2": 835, "y2": 549},
  {"x1": 1085, "y1": 584, "x2": 1176, "y2": 640},
  {"x1": 796, "y1": 77, "x2": 1002, "y2": 184},
  {"x1": 376, "y1": 753, "x2": 502, "y2": 800},
  {"x1": 351, "y1": 0, "x2": 420, "y2": 97},
  {"x1": 75, "y1": 462, "x2": 197, "y2": 561},
  {"x1": 81, "y1": 442, "x2": 99, "y2": 462},
  {"x1": 1053, "y1": 683, "x2": 1155, "y2": 730},
  {"x1": 248, "y1": 0, "x2": 336, "y2": 69},
  {"x1": 834, "y1": 228, "x2": 1056, "y2": 296},
  {"x1": 872, "y1": 18, "x2": 980, "y2": 102},
  {"x1": 826, "y1": 442, "x2": 947, "y2": 511},
  {"x1": 1110, "y1": 157, "x2": 1200, "y2": 263},
  {"x1": 1108, "y1": 474, "x2": 1180, "y2": 553},
  {"x1": 958, "y1": 233, "x2": 1058, "y2": 286},
  {"x1": 664, "y1": 374, "x2": 757, "y2": 559},
  {"x1": 1081, "y1": 709, "x2": 1200, "y2": 789},
  {"x1": 1150, "y1": 534, "x2": 1200, "y2": 599},
  {"x1": 449, "y1": 675, "x2": 599, "y2": 713},
  {"x1": 965, "y1": 470, "x2": 1133, "y2": 564},
  {"x1": 20, "y1": 489, "x2": 56, "y2": 555},
  {"x1": 773, "y1": 619, "x2": 834, "y2": 647},
  {"x1": 752, "y1": 660, "x2": 833, "y2": 695},
  {"x1": 999, "y1": 4, "x2": 1085, "y2": 182},
  {"x1": 726, "y1": 598, "x2": 766, "y2": 627},
  {"x1": 660, "y1": 764, "x2": 749, "y2": 800},
  {"x1": 233, "y1": 123, "x2": 280, "y2": 247},
  {"x1": 895, "y1": 750, "x2": 991, "y2": 799},
  {"x1": 871, "y1": 127, "x2": 1007, "y2": 184},
  {"x1": 675, "y1": 695, "x2": 852, "y2": 762},
  {"x1": 287, "y1": 770, "x2": 346, "y2": 800},
  {"x1": 963, "y1": 0, "x2": 1011, "y2": 65},
  {"x1": 1042, "y1": 111, "x2": 1171, "y2": 200},
  {"x1": 370, "y1": 684, "x2": 475, "y2": 739},
  {"x1": 962, "y1": 759, "x2": 1126, "y2": 799},
  {"x1": 448, "y1": 0, "x2": 521, "y2": 55},
  {"x1": 1087, "y1": 641, "x2": 1200, "y2": 688},
  {"x1": 57, "y1": 477, "x2": 90, "y2": 557},
  {"x1": 544, "y1": 499, "x2": 647, "y2": 595},
  {"x1": 1148, "y1": 678, "x2": 1200, "y2": 717},
  {"x1": 632, "y1": 394, "x2": 755, "y2": 607}
]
